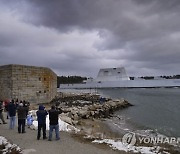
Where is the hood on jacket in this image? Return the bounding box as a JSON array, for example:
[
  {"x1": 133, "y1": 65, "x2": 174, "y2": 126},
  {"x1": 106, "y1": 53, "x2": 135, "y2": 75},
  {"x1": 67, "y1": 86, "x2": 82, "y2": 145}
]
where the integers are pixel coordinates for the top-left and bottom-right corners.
[{"x1": 39, "y1": 105, "x2": 45, "y2": 110}]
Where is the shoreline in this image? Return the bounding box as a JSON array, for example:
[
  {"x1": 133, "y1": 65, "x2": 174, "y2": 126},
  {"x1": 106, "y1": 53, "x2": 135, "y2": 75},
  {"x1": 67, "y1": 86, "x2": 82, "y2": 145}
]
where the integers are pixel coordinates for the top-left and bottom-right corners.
[
  {"x1": 0, "y1": 91, "x2": 129, "y2": 154},
  {"x1": 1, "y1": 91, "x2": 180, "y2": 153},
  {"x1": 51, "y1": 92, "x2": 180, "y2": 154}
]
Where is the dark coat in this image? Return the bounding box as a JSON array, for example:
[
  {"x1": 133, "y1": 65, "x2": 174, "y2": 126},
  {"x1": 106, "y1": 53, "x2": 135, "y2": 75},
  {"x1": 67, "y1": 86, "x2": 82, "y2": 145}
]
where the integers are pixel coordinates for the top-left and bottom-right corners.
[
  {"x1": 0, "y1": 102, "x2": 3, "y2": 113},
  {"x1": 17, "y1": 106, "x2": 28, "y2": 119},
  {"x1": 48, "y1": 109, "x2": 62, "y2": 125},
  {"x1": 8, "y1": 102, "x2": 16, "y2": 117},
  {"x1": 36, "y1": 105, "x2": 48, "y2": 125}
]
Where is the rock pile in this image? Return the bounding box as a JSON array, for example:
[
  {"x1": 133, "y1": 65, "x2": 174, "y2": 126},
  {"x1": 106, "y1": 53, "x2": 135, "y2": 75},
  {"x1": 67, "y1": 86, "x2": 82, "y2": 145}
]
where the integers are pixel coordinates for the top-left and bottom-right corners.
[
  {"x1": 51, "y1": 92, "x2": 132, "y2": 126},
  {"x1": 51, "y1": 92, "x2": 102, "y2": 107},
  {"x1": 59, "y1": 97, "x2": 132, "y2": 126}
]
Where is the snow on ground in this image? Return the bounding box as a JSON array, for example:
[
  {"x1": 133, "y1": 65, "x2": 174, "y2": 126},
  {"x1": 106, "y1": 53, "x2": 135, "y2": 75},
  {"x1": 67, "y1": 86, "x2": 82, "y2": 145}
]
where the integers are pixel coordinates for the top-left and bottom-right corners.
[
  {"x1": 29, "y1": 110, "x2": 79, "y2": 132},
  {"x1": 0, "y1": 136, "x2": 21, "y2": 154},
  {"x1": 1, "y1": 110, "x2": 169, "y2": 153},
  {"x1": 30, "y1": 110, "x2": 167, "y2": 153},
  {"x1": 0, "y1": 110, "x2": 79, "y2": 153},
  {"x1": 92, "y1": 139, "x2": 167, "y2": 154}
]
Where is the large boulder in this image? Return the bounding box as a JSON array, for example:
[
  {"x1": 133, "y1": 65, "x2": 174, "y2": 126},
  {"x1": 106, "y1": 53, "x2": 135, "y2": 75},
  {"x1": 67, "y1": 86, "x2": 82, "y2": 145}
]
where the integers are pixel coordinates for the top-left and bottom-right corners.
[
  {"x1": 60, "y1": 115, "x2": 72, "y2": 125},
  {"x1": 78, "y1": 110, "x2": 89, "y2": 118},
  {"x1": 72, "y1": 113, "x2": 79, "y2": 121}
]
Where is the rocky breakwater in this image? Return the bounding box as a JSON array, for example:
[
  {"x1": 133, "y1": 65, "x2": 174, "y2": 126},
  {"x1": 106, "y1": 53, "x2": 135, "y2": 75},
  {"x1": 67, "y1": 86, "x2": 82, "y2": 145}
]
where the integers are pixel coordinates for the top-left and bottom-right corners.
[{"x1": 51, "y1": 92, "x2": 132, "y2": 127}]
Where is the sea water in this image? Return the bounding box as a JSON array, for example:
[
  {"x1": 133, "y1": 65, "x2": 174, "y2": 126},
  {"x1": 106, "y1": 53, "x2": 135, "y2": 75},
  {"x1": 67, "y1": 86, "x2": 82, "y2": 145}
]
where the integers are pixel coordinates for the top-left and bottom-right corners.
[
  {"x1": 59, "y1": 88, "x2": 180, "y2": 137},
  {"x1": 98, "y1": 88, "x2": 180, "y2": 138}
]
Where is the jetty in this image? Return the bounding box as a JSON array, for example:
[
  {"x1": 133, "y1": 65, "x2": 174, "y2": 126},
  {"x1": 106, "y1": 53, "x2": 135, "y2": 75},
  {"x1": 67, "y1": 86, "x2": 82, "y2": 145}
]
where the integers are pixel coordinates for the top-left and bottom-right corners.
[{"x1": 50, "y1": 92, "x2": 132, "y2": 130}]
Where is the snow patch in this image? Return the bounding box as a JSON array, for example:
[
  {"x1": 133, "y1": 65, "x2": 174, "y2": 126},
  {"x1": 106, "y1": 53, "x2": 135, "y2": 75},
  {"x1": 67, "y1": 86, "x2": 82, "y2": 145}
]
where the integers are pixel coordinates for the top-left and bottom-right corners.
[
  {"x1": 92, "y1": 139, "x2": 164, "y2": 154},
  {"x1": 0, "y1": 136, "x2": 21, "y2": 154},
  {"x1": 30, "y1": 110, "x2": 79, "y2": 133},
  {"x1": 22, "y1": 148, "x2": 36, "y2": 154}
]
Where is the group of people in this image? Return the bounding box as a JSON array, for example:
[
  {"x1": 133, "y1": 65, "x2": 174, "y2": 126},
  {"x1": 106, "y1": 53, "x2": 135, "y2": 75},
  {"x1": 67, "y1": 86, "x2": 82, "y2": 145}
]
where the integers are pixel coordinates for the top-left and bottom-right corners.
[
  {"x1": 0, "y1": 99, "x2": 62, "y2": 141},
  {"x1": 0, "y1": 99, "x2": 30, "y2": 133},
  {"x1": 36, "y1": 105, "x2": 62, "y2": 141}
]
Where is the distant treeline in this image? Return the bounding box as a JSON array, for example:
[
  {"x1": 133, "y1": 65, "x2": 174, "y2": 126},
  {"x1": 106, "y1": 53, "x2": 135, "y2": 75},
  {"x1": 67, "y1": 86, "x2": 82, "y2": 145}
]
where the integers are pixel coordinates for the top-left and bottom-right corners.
[
  {"x1": 130, "y1": 75, "x2": 180, "y2": 80},
  {"x1": 160, "y1": 75, "x2": 180, "y2": 79},
  {"x1": 57, "y1": 76, "x2": 87, "y2": 87}
]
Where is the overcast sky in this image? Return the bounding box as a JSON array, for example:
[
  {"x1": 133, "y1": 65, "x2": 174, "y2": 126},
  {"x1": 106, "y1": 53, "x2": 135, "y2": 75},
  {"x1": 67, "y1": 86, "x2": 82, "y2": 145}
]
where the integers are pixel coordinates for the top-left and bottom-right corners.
[{"x1": 0, "y1": 0, "x2": 180, "y2": 77}]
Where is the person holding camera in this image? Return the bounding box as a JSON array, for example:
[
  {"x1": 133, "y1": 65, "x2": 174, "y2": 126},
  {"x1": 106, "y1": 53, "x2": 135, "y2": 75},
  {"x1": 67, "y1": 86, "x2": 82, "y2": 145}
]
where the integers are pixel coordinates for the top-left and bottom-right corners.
[{"x1": 48, "y1": 105, "x2": 62, "y2": 141}]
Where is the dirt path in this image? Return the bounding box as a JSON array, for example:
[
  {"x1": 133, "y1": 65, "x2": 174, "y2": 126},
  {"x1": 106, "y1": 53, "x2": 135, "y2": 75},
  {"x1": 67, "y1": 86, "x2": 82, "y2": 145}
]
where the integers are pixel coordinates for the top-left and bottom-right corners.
[{"x1": 0, "y1": 118, "x2": 126, "y2": 154}]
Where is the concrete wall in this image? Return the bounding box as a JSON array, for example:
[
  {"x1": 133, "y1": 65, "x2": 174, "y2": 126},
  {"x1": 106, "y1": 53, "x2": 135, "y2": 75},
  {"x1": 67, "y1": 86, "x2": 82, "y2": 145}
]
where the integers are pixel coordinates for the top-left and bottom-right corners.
[{"x1": 0, "y1": 64, "x2": 57, "y2": 104}]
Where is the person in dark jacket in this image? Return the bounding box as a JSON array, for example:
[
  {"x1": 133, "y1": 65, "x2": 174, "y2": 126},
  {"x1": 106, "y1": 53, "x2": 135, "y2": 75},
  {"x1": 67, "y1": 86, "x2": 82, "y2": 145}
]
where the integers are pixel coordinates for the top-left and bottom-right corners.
[
  {"x1": 4, "y1": 100, "x2": 9, "y2": 119},
  {"x1": 8, "y1": 100, "x2": 16, "y2": 129},
  {"x1": 48, "y1": 105, "x2": 62, "y2": 141},
  {"x1": 17, "y1": 102, "x2": 28, "y2": 133},
  {"x1": 36, "y1": 105, "x2": 48, "y2": 140}
]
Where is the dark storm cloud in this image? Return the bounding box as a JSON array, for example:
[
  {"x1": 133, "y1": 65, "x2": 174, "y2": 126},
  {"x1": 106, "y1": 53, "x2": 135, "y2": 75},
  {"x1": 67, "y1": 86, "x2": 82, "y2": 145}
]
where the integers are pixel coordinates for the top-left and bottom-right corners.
[
  {"x1": 23, "y1": 0, "x2": 180, "y2": 37},
  {"x1": 0, "y1": 0, "x2": 180, "y2": 77}
]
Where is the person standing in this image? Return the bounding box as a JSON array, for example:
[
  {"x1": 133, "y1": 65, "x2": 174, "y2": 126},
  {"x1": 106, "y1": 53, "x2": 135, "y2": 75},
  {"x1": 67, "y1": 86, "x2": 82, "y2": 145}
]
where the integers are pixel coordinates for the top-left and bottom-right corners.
[
  {"x1": 0, "y1": 100, "x2": 7, "y2": 124},
  {"x1": 8, "y1": 100, "x2": 16, "y2": 129},
  {"x1": 15, "y1": 99, "x2": 19, "y2": 108},
  {"x1": 48, "y1": 105, "x2": 62, "y2": 141},
  {"x1": 4, "y1": 100, "x2": 9, "y2": 119},
  {"x1": 36, "y1": 105, "x2": 48, "y2": 140},
  {"x1": 17, "y1": 102, "x2": 28, "y2": 133}
]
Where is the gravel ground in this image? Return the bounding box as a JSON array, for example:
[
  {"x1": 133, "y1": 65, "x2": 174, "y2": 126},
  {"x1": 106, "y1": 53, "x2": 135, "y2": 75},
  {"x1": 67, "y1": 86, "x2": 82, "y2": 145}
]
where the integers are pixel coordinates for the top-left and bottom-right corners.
[{"x1": 0, "y1": 115, "x2": 126, "y2": 154}]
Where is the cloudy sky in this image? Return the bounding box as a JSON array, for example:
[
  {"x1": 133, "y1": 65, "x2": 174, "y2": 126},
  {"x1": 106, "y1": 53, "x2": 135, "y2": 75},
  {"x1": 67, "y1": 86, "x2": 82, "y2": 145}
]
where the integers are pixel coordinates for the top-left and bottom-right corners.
[{"x1": 0, "y1": 0, "x2": 180, "y2": 77}]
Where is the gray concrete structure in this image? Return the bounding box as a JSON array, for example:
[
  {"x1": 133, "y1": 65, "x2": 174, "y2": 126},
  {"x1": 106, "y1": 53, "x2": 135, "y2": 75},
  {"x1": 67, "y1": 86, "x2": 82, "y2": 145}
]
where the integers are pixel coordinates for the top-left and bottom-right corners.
[{"x1": 0, "y1": 64, "x2": 57, "y2": 104}]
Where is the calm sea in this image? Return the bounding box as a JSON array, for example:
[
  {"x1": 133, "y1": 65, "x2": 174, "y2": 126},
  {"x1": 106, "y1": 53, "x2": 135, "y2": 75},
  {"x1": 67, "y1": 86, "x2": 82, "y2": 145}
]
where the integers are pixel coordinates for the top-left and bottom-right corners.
[{"x1": 59, "y1": 88, "x2": 180, "y2": 137}]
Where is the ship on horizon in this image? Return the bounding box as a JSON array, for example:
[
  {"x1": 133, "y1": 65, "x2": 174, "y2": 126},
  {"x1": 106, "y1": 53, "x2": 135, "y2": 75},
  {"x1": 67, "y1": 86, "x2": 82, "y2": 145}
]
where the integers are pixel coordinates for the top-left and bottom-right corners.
[{"x1": 60, "y1": 67, "x2": 180, "y2": 89}]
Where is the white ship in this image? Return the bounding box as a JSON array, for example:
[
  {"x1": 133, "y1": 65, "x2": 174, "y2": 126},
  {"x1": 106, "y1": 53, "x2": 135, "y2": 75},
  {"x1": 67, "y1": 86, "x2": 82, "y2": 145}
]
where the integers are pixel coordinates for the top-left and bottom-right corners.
[{"x1": 60, "y1": 67, "x2": 180, "y2": 89}]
